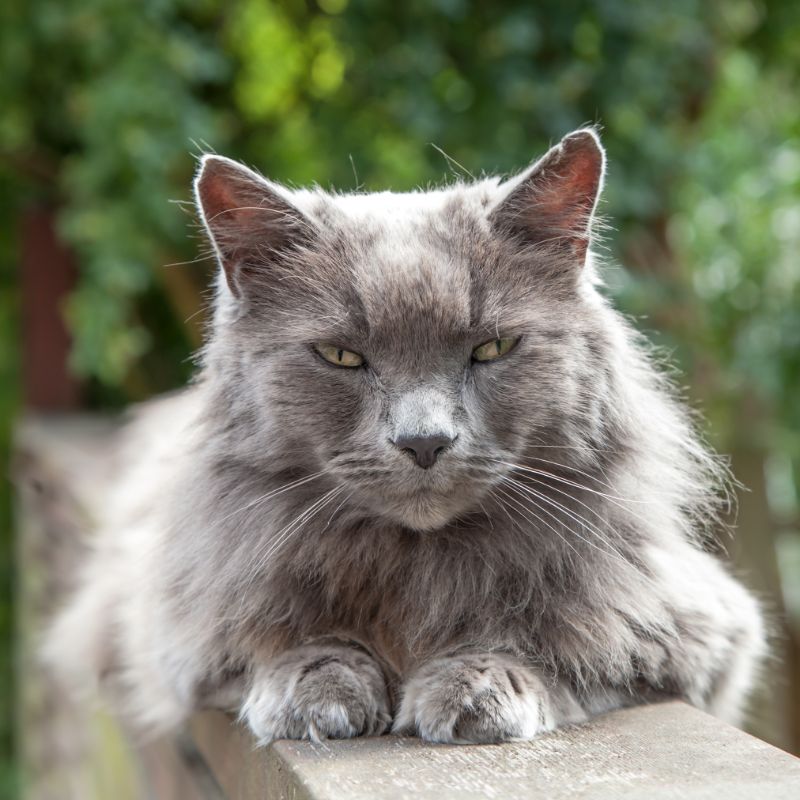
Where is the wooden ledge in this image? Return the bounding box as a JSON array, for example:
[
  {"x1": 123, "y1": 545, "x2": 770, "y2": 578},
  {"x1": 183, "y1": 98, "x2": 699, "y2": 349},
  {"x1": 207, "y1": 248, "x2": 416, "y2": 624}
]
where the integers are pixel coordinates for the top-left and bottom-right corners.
[{"x1": 186, "y1": 702, "x2": 800, "y2": 800}]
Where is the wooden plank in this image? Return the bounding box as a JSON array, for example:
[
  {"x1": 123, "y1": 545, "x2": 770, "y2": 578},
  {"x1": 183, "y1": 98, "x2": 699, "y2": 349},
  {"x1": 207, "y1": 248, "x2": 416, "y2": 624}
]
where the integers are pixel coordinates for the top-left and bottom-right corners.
[{"x1": 192, "y1": 703, "x2": 800, "y2": 800}]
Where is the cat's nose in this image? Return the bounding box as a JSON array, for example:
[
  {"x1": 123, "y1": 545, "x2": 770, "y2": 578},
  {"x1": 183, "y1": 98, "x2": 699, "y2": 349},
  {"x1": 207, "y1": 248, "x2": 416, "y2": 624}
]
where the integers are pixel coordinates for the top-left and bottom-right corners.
[{"x1": 393, "y1": 434, "x2": 455, "y2": 469}]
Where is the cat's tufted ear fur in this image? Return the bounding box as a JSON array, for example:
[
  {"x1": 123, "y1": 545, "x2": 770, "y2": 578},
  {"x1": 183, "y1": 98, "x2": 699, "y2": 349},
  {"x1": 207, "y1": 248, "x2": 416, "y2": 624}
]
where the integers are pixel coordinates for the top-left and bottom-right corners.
[
  {"x1": 490, "y1": 128, "x2": 605, "y2": 265},
  {"x1": 194, "y1": 155, "x2": 313, "y2": 298}
]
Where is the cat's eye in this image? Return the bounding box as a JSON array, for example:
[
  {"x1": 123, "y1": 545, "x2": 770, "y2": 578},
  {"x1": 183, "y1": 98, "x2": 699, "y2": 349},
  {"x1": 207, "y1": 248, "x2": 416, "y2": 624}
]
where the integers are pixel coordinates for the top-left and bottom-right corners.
[
  {"x1": 472, "y1": 337, "x2": 519, "y2": 362},
  {"x1": 314, "y1": 343, "x2": 365, "y2": 368}
]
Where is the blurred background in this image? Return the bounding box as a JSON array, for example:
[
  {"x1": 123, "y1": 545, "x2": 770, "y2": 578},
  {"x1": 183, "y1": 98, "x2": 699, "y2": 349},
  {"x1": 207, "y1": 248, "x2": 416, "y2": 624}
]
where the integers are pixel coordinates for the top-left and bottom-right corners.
[{"x1": 1, "y1": 0, "x2": 799, "y2": 795}]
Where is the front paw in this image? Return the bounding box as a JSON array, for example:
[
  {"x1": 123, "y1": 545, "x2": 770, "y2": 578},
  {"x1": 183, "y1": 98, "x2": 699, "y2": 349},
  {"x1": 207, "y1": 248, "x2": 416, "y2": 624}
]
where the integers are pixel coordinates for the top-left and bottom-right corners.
[
  {"x1": 394, "y1": 653, "x2": 579, "y2": 744},
  {"x1": 242, "y1": 643, "x2": 391, "y2": 744}
]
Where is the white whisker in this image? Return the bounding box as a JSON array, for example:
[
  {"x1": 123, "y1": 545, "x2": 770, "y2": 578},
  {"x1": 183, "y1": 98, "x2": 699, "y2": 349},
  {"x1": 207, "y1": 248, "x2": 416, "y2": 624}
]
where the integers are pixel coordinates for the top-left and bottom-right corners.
[
  {"x1": 502, "y1": 476, "x2": 633, "y2": 569},
  {"x1": 497, "y1": 481, "x2": 584, "y2": 564},
  {"x1": 228, "y1": 485, "x2": 346, "y2": 623},
  {"x1": 252, "y1": 485, "x2": 345, "y2": 575},
  {"x1": 217, "y1": 471, "x2": 328, "y2": 525},
  {"x1": 495, "y1": 460, "x2": 653, "y2": 507},
  {"x1": 496, "y1": 459, "x2": 663, "y2": 534},
  {"x1": 323, "y1": 490, "x2": 354, "y2": 531}
]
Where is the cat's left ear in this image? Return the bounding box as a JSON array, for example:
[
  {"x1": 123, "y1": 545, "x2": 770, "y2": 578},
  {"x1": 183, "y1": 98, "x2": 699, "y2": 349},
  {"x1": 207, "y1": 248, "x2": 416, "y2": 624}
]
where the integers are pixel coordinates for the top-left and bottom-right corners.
[
  {"x1": 489, "y1": 128, "x2": 605, "y2": 265},
  {"x1": 194, "y1": 154, "x2": 313, "y2": 299}
]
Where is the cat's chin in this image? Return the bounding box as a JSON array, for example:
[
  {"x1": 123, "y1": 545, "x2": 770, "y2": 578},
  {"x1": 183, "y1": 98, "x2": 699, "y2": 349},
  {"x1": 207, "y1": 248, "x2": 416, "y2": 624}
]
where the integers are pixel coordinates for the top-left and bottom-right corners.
[
  {"x1": 398, "y1": 509, "x2": 454, "y2": 532},
  {"x1": 375, "y1": 494, "x2": 466, "y2": 532}
]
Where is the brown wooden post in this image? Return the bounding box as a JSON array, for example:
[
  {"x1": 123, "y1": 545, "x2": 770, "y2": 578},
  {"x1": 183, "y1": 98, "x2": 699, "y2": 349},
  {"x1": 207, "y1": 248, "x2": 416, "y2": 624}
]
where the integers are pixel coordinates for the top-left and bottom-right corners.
[{"x1": 20, "y1": 207, "x2": 81, "y2": 410}]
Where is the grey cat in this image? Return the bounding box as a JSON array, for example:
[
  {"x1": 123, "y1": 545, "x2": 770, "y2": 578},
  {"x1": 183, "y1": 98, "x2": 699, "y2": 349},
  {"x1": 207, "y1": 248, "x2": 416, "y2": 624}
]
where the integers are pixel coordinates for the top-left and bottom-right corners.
[{"x1": 46, "y1": 129, "x2": 765, "y2": 744}]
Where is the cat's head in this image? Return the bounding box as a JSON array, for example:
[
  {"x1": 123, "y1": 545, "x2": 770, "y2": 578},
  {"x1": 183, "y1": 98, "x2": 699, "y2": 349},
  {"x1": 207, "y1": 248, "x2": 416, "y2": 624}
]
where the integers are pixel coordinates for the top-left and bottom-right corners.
[{"x1": 195, "y1": 130, "x2": 608, "y2": 531}]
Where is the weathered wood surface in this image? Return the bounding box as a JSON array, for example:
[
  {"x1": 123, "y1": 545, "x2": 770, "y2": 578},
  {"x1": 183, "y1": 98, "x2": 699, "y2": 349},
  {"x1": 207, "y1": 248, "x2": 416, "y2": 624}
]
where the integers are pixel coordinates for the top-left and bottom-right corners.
[
  {"x1": 14, "y1": 415, "x2": 800, "y2": 799},
  {"x1": 189, "y1": 702, "x2": 800, "y2": 800}
]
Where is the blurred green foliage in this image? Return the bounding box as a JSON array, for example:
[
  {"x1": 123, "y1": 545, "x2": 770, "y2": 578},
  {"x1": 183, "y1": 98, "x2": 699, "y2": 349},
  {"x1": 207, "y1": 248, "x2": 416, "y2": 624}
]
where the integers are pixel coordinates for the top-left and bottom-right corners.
[
  {"x1": 672, "y1": 51, "x2": 800, "y2": 446},
  {"x1": 2, "y1": 0, "x2": 798, "y2": 428},
  {"x1": 0, "y1": 175, "x2": 20, "y2": 800},
  {"x1": 2, "y1": 0, "x2": 800, "y2": 790}
]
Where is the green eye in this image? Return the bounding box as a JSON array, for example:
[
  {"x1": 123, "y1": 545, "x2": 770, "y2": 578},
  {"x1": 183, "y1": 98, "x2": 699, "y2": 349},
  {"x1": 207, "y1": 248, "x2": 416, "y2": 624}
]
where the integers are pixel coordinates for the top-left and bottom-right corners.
[
  {"x1": 315, "y1": 343, "x2": 365, "y2": 368},
  {"x1": 472, "y1": 337, "x2": 519, "y2": 362}
]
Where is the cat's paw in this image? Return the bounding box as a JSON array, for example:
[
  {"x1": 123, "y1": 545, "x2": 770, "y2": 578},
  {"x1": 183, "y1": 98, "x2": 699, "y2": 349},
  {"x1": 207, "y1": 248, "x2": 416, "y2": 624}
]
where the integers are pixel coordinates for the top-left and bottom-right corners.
[
  {"x1": 394, "y1": 653, "x2": 579, "y2": 744},
  {"x1": 242, "y1": 643, "x2": 391, "y2": 744}
]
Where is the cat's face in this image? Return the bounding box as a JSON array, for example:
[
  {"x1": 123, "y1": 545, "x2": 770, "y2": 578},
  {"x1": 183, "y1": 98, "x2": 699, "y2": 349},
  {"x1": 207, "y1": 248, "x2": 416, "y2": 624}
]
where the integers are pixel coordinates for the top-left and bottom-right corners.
[{"x1": 196, "y1": 131, "x2": 606, "y2": 530}]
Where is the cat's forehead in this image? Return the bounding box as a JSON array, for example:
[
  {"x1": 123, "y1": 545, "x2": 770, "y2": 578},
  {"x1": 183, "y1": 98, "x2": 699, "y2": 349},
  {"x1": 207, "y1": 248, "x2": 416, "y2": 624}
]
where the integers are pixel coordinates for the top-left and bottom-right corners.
[
  {"x1": 323, "y1": 180, "x2": 499, "y2": 216},
  {"x1": 306, "y1": 182, "x2": 501, "y2": 334}
]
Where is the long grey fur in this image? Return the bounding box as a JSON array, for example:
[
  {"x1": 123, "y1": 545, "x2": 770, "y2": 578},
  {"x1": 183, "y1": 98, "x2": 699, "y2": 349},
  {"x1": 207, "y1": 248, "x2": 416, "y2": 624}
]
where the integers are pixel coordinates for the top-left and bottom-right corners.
[{"x1": 45, "y1": 129, "x2": 765, "y2": 744}]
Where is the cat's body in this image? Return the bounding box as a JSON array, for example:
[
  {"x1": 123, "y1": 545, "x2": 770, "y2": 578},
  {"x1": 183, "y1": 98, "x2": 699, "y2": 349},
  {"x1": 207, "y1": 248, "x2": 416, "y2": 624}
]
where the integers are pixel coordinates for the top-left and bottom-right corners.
[{"x1": 46, "y1": 130, "x2": 765, "y2": 744}]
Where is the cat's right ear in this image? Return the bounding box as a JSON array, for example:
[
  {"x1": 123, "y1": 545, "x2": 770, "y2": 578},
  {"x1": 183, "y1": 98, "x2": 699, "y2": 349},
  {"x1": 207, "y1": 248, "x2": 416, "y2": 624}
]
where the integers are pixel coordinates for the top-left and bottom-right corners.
[
  {"x1": 194, "y1": 155, "x2": 312, "y2": 299},
  {"x1": 489, "y1": 129, "x2": 605, "y2": 266}
]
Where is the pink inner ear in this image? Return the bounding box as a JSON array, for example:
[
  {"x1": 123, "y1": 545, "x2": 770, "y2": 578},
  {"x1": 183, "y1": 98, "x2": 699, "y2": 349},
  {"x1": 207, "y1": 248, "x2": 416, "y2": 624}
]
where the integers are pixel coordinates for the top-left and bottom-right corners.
[
  {"x1": 199, "y1": 175, "x2": 239, "y2": 222},
  {"x1": 492, "y1": 131, "x2": 605, "y2": 261},
  {"x1": 195, "y1": 157, "x2": 312, "y2": 297},
  {"x1": 197, "y1": 159, "x2": 262, "y2": 228},
  {"x1": 529, "y1": 134, "x2": 604, "y2": 237},
  {"x1": 196, "y1": 156, "x2": 296, "y2": 252}
]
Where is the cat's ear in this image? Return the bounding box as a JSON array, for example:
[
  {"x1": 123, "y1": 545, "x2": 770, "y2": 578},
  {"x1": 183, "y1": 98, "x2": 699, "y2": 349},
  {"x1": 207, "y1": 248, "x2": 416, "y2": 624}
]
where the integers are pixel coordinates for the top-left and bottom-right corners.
[
  {"x1": 194, "y1": 155, "x2": 313, "y2": 298},
  {"x1": 489, "y1": 128, "x2": 605, "y2": 265}
]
